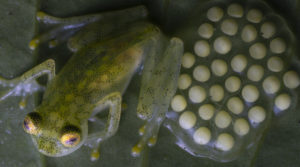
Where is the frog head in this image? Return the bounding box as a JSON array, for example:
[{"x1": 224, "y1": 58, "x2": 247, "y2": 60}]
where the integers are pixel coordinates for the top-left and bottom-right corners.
[{"x1": 22, "y1": 108, "x2": 88, "y2": 157}]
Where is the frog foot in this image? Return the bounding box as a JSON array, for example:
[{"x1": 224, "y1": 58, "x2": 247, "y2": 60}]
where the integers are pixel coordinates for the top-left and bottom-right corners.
[
  {"x1": 0, "y1": 78, "x2": 43, "y2": 108},
  {"x1": 29, "y1": 6, "x2": 148, "y2": 51},
  {"x1": 0, "y1": 59, "x2": 55, "y2": 108},
  {"x1": 131, "y1": 120, "x2": 162, "y2": 157}
]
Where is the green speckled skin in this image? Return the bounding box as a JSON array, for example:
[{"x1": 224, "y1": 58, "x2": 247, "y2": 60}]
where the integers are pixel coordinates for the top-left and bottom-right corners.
[{"x1": 31, "y1": 23, "x2": 161, "y2": 156}]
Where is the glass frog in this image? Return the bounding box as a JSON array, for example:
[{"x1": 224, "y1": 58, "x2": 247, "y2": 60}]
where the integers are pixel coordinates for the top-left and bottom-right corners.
[{"x1": 0, "y1": 6, "x2": 183, "y2": 161}]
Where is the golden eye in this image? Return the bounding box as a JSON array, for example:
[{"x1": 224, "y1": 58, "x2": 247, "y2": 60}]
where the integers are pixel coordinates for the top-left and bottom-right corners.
[
  {"x1": 23, "y1": 112, "x2": 42, "y2": 135},
  {"x1": 60, "y1": 125, "x2": 81, "y2": 147}
]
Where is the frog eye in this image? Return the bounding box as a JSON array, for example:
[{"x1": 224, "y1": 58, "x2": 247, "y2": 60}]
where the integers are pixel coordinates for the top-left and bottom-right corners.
[
  {"x1": 60, "y1": 125, "x2": 81, "y2": 147},
  {"x1": 23, "y1": 112, "x2": 42, "y2": 135}
]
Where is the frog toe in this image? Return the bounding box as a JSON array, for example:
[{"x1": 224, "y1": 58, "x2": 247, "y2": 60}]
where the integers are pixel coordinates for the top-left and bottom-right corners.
[
  {"x1": 90, "y1": 149, "x2": 100, "y2": 161},
  {"x1": 131, "y1": 142, "x2": 143, "y2": 157},
  {"x1": 147, "y1": 135, "x2": 157, "y2": 147}
]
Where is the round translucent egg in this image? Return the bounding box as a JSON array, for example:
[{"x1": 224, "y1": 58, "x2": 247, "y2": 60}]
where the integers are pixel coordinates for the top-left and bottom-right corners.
[
  {"x1": 216, "y1": 133, "x2": 235, "y2": 151},
  {"x1": 242, "y1": 85, "x2": 260, "y2": 103},
  {"x1": 262, "y1": 76, "x2": 280, "y2": 94},
  {"x1": 198, "y1": 104, "x2": 215, "y2": 120},
  {"x1": 246, "y1": 9, "x2": 263, "y2": 23},
  {"x1": 213, "y1": 36, "x2": 232, "y2": 54},
  {"x1": 241, "y1": 25, "x2": 257, "y2": 42},
  {"x1": 267, "y1": 56, "x2": 284, "y2": 72},
  {"x1": 231, "y1": 54, "x2": 247, "y2": 72},
  {"x1": 248, "y1": 106, "x2": 266, "y2": 124},
  {"x1": 221, "y1": 19, "x2": 238, "y2": 36},
  {"x1": 178, "y1": 74, "x2": 192, "y2": 90},
  {"x1": 182, "y1": 52, "x2": 196, "y2": 68},
  {"x1": 225, "y1": 76, "x2": 241, "y2": 92},
  {"x1": 227, "y1": 3, "x2": 244, "y2": 18},
  {"x1": 198, "y1": 23, "x2": 214, "y2": 39},
  {"x1": 193, "y1": 127, "x2": 211, "y2": 145},
  {"x1": 227, "y1": 97, "x2": 244, "y2": 115},
  {"x1": 249, "y1": 43, "x2": 267, "y2": 59},
  {"x1": 261, "y1": 22, "x2": 276, "y2": 39},
  {"x1": 179, "y1": 111, "x2": 197, "y2": 129},
  {"x1": 275, "y1": 93, "x2": 291, "y2": 111},
  {"x1": 193, "y1": 65, "x2": 211, "y2": 82},
  {"x1": 207, "y1": 6, "x2": 224, "y2": 22},
  {"x1": 194, "y1": 40, "x2": 210, "y2": 57},
  {"x1": 209, "y1": 85, "x2": 224, "y2": 102},
  {"x1": 215, "y1": 110, "x2": 232, "y2": 129},
  {"x1": 283, "y1": 71, "x2": 300, "y2": 89},
  {"x1": 247, "y1": 65, "x2": 264, "y2": 82},
  {"x1": 233, "y1": 118, "x2": 250, "y2": 136},
  {"x1": 211, "y1": 59, "x2": 228, "y2": 76},
  {"x1": 270, "y1": 38, "x2": 286, "y2": 54},
  {"x1": 171, "y1": 95, "x2": 187, "y2": 112},
  {"x1": 189, "y1": 86, "x2": 206, "y2": 103}
]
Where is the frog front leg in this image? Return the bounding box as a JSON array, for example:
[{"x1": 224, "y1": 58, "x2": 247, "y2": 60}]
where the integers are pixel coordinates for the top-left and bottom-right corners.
[
  {"x1": 84, "y1": 92, "x2": 122, "y2": 161},
  {"x1": 0, "y1": 59, "x2": 55, "y2": 108},
  {"x1": 132, "y1": 37, "x2": 184, "y2": 156},
  {"x1": 29, "y1": 6, "x2": 148, "y2": 51}
]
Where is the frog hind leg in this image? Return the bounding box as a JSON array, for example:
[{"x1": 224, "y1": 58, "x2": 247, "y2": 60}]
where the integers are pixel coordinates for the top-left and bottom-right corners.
[
  {"x1": 0, "y1": 59, "x2": 55, "y2": 108},
  {"x1": 30, "y1": 6, "x2": 148, "y2": 51},
  {"x1": 132, "y1": 37, "x2": 184, "y2": 156},
  {"x1": 85, "y1": 92, "x2": 122, "y2": 161}
]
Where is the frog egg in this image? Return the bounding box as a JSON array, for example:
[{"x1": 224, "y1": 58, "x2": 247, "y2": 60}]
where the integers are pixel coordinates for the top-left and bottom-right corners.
[
  {"x1": 221, "y1": 19, "x2": 238, "y2": 36},
  {"x1": 211, "y1": 59, "x2": 228, "y2": 76},
  {"x1": 215, "y1": 110, "x2": 232, "y2": 129},
  {"x1": 270, "y1": 38, "x2": 286, "y2": 54},
  {"x1": 188, "y1": 86, "x2": 206, "y2": 103},
  {"x1": 182, "y1": 52, "x2": 196, "y2": 68},
  {"x1": 227, "y1": 97, "x2": 244, "y2": 115},
  {"x1": 225, "y1": 76, "x2": 241, "y2": 92},
  {"x1": 247, "y1": 65, "x2": 264, "y2": 82},
  {"x1": 216, "y1": 133, "x2": 235, "y2": 151},
  {"x1": 283, "y1": 71, "x2": 300, "y2": 89},
  {"x1": 248, "y1": 106, "x2": 266, "y2": 124},
  {"x1": 249, "y1": 43, "x2": 267, "y2": 59},
  {"x1": 233, "y1": 118, "x2": 250, "y2": 136},
  {"x1": 198, "y1": 104, "x2": 215, "y2": 120},
  {"x1": 193, "y1": 127, "x2": 211, "y2": 145},
  {"x1": 213, "y1": 36, "x2": 232, "y2": 54},
  {"x1": 179, "y1": 111, "x2": 197, "y2": 129},
  {"x1": 209, "y1": 85, "x2": 224, "y2": 102},
  {"x1": 275, "y1": 93, "x2": 291, "y2": 111},
  {"x1": 193, "y1": 65, "x2": 211, "y2": 82},
  {"x1": 231, "y1": 54, "x2": 247, "y2": 72},
  {"x1": 171, "y1": 95, "x2": 187, "y2": 112},
  {"x1": 198, "y1": 23, "x2": 214, "y2": 39},
  {"x1": 227, "y1": 3, "x2": 244, "y2": 18},
  {"x1": 207, "y1": 6, "x2": 224, "y2": 22},
  {"x1": 262, "y1": 76, "x2": 280, "y2": 94},
  {"x1": 178, "y1": 74, "x2": 192, "y2": 90},
  {"x1": 242, "y1": 85, "x2": 260, "y2": 103},
  {"x1": 261, "y1": 22, "x2": 276, "y2": 39},
  {"x1": 267, "y1": 56, "x2": 284, "y2": 72},
  {"x1": 241, "y1": 25, "x2": 257, "y2": 42},
  {"x1": 194, "y1": 40, "x2": 210, "y2": 57},
  {"x1": 246, "y1": 9, "x2": 263, "y2": 23}
]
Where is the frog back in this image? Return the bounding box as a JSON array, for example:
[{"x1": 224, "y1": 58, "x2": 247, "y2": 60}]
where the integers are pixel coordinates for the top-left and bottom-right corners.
[{"x1": 42, "y1": 22, "x2": 159, "y2": 117}]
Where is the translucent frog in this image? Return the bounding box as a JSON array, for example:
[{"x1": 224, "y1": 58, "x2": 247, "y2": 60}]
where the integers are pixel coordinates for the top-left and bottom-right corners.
[{"x1": 0, "y1": 6, "x2": 183, "y2": 160}]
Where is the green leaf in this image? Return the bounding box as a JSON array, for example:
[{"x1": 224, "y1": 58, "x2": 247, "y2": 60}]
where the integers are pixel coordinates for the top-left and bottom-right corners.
[{"x1": 0, "y1": 0, "x2": 299, "y2": 167}]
